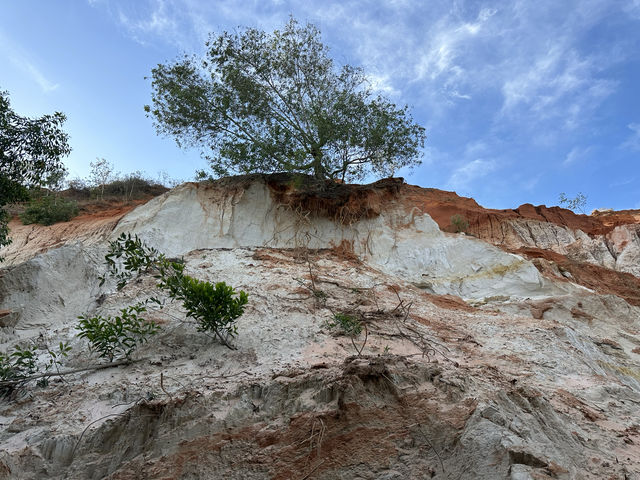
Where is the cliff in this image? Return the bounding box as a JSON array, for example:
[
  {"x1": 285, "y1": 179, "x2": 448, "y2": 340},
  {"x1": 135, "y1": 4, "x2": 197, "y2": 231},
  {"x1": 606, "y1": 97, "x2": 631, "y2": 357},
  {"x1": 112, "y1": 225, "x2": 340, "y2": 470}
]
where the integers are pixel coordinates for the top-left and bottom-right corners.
[{"x1": 0, "y1": 175, "x2": 639, "y2": 479}]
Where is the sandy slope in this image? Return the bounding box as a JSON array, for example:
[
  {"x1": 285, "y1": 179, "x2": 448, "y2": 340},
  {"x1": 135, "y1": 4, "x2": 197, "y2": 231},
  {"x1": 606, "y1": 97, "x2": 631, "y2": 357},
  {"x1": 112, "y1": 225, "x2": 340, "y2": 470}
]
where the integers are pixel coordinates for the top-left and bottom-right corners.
[{"x1": 0, "y1": 176, "x2": 639, "y2": 479}]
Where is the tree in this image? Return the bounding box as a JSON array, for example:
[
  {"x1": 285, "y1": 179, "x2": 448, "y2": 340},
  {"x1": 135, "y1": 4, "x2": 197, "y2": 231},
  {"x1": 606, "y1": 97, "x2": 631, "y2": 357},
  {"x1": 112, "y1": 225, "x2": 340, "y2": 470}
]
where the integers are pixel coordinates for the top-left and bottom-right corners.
[
  {"x1": 558, "y1": 192, "x2": 587, "y2": 214},
  {"x1": 89, "y1": 157, "x2": 114, "y2": 200},
  {"x1": 0, "y1": 90, "x2": 71, "y2": 258},
  {"x1": 145, "y1": 18, "x2": 426, "y2": 182}
]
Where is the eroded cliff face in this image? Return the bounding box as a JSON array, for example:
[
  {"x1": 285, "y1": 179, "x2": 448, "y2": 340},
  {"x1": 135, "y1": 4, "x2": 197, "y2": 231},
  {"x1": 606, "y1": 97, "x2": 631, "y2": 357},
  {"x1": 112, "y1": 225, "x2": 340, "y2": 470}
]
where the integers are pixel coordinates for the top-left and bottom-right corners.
[
  {"x1": 111, "y1": 179, "x2": 566, "y2": 302},
  {"x1": 0, "y1": 176, "x2": 639, "y2": 480}
]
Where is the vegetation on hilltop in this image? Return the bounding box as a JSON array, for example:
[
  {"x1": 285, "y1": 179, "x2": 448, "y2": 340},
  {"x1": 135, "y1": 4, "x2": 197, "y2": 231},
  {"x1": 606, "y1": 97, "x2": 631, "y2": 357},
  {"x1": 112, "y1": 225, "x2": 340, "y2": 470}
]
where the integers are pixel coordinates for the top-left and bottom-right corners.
[
  {"x1": 0, "y1": 90, "x2": 71, "y2": 257},
  {"x1": 146, "y1": 18, "x2": 426, "y2": 182}
]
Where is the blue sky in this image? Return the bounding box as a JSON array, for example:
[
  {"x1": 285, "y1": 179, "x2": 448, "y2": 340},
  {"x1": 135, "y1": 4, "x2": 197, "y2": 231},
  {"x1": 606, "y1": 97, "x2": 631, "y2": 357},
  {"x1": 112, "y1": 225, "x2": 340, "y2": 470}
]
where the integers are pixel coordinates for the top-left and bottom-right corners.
[{"x1": 1, "y1": 0, "x2": 639, "y2": 210}]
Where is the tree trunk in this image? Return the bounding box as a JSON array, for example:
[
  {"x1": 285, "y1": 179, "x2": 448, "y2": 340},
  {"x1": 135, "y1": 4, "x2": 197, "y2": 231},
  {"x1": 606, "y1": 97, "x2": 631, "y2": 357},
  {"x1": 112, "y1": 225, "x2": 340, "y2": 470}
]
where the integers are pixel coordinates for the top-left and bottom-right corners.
[{"x1": 310, "y1": 147, "x2": 326, "y2": 179}]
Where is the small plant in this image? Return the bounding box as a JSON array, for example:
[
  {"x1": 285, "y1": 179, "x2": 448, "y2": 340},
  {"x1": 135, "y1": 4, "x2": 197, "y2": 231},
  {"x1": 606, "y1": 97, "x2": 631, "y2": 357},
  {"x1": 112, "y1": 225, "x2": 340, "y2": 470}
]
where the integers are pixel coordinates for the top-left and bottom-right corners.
[
  {"x1": 326, "y1": 311, "x2": 368, "y2": 356},
  {"x1": 0, "y1": 345, "x2": 38, "y2": 381},
  {"x1": 450, "y1": 214, "x2": 469, "y2": 233},
  {"x1": 327, "y1": 312, "x2": 363, "y2": 336},
  {"x1": 558, "y1": 192, "x2": 587, "y2": 214},
  {"x1": 20, "y1": 195, "x2": 79, "y2": 225},
  {"x1": 158, "y1": 262, "x2": 248, "y2": 348},
  {"x1": 77, "y1": 304, "x2": 160, "y2": 361},
  {"x1": 1, "y1": 342, "x2": 71, "y2": 394},
  {"x1": 101, "y1": 232, "x2": 165, "y2": 289},
  {"x1": 313, "y1": 289, "x2": 328, "y2": 301}
]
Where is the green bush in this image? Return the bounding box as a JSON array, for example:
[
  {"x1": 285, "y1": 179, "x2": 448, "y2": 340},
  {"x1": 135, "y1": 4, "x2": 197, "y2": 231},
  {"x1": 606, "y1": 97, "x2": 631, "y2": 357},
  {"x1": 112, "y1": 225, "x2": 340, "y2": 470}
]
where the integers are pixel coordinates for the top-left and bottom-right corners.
[
  {"x1": 77, "y1": 304, "x2": 160, "y2": 362},
  {"x1": 1, "y1": 342, "x2": 71, "y2": 394},
  {"x1": 102, "y1": 172, "x2": 158, "y2": 199},
  {"x1": 20, "y1": 195, "x2": 78, "y2": 225},
  {"x1": 450, "y1": 213, "x2": 469, "y2": 233},
  {"x1": 99, "y1": 232, "x2": 248, "y2": 349},
  {"x1": 101, "y1": 232, "x2": 164, "y2": 289},
  {"x1": 158, "y1": 262, "x2": 248, "y2": 346},
  {"x1": 0, "y1": 345, "x2": 38, "y2": 383}
]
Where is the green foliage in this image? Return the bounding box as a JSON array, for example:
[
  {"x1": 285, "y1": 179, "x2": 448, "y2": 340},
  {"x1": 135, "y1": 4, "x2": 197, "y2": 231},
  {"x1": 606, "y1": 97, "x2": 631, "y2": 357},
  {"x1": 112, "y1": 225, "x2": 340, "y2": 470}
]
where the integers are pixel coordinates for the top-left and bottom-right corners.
[
  {"x1": 19, "y1": 194, "x2": 79, "y2": 225},
  {"x1": 101, "y1": 232, "x2": 164, "y2": 289},
  {"x1": 0, "y1": 345, "x2": 38, "y2": 381},
  {"x1": 146, "y1": 18, "x2": 426, "y2": 181},
  {"x1": 450, "y1": 213, "x2": 469, "y2": 233},
  {"x1": 102, "y1": 171, "x2": 156, "y2": 199},
  {"x1": 158, "y1": 262, "x2": 248, "y2": 345},
  {"x1": 77, "y1": 304, "x2": 160, "y2": 362},
  {"x1": 327, "y1": 312, "x2": 363, "y2": 336},
  {"x1": 100, "y1": 232, "x2": 248, "y2": 348},
  {"x1": 558, "y1": 192, "x2": 587, "y2": 214},
  {"x1": 0, "y1": 342, "x2": 71, "y2": 394},
  {"x1": 1, "y1": 90, "x2": 71, "y2": 255}
]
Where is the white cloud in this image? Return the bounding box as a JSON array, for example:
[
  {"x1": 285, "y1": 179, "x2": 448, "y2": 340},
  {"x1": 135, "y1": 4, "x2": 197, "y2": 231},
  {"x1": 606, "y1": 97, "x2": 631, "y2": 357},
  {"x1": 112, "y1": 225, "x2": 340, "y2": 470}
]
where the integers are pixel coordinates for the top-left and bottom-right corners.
[
  {"x1": 367, "y1": 72, "x2": 400, "y2": 97},
  {"x1": 414, "y1": 8, "x2": 495, "y2": 84},
  {"x1": 116, "y1": 0, "x2": 181, "y2": 46},
  {"x1": 94, "y1": 0, "x2": 630, "y2": 139},
  {"x1": 447, "y1": 158, "x2": 496, "y2": 191},
  {"x1": 609, "y1": 177, "x2": 636, "y2": 187},
  {"x1": 500, "y1": 44, "x2": 616, "y2": 132},
  {"x1": 563, "y1": 146, "x2": 593, "y2": 166},
  {"x1": 621, "y1": 123, "x2": 640, "y2": 150}
]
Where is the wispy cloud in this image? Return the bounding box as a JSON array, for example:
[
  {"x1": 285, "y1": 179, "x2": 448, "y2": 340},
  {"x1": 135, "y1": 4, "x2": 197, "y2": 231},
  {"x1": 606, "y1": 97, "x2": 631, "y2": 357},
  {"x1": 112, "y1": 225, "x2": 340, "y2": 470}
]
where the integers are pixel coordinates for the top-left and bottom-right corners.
[
  {"x1": 90, "y1": 0, "x2": 638, "y2": 194},
  {"x1": 447, "y1": 158, "x2": 497, "y2": 191},
  {"x1": 17, "y1": 58, "x2": 59, "y2": 92},
  {"x1": 609, "y1": 176, "x2": 636, "y2": 187},
  {"x1": 116, "y1": 0, "x2": 181, "y2": 46},
  {"x1": 563, "y1": 146, "x2": 593, "y2": 166},
  {"x1": 624, "y1": 0, "x2": 640, "y2": 19},
  {"x1": 621, "y1": 123, "x2": 640, "y2": 151},
  {"x1": 0, "y1": 30, "x2": 59, "y2": 92}
]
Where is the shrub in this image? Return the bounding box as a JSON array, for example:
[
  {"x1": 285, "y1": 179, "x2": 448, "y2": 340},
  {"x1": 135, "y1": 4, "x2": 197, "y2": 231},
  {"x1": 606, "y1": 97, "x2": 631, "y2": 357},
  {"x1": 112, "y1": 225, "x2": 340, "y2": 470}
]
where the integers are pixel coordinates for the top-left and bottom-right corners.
[
  {"x1": 77, "y1": 304, "x2": 160, "y2": 361},
  {"x1": 0, "y1": 342, "x2": 71, "y2": 394},
  {"x1": 450, "y1": 213, "x2": 469, "y2": 233},
  {"x1": 158, "y1": 262, "x2": 248, "y2": 347},
  {"x1": 101, "y1": 232, "x2": 164, "y2": 289},
  {"x1": 20, "y1": 195, "x2": 78, "y2": 225},
  {"x1": 102, "y1": 172, "x2": 160, "y2": 200},
  {"x1": 99, "y1": 232, "x2": 248, "y2": 349},
  {"x1": 0, "y1": 345, "x2": 38, "y2": 383},
  {"x1": 327, "y1": 312, "x2": 363, "y2": 336}
]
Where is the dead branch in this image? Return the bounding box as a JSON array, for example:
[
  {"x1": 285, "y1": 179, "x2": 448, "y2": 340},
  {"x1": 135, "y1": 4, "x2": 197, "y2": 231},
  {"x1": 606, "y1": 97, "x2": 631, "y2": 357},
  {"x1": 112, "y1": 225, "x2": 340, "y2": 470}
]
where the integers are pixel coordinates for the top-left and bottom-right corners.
[
  {"x1": 0, "y1": 359, "x2": 133, "y2": 389},
  {"x1": 350, "y1": 323, "x2": 368, "y2": 357},
  {"x1": 160, "y1": 372, "x2": 172, "y2": 399}
]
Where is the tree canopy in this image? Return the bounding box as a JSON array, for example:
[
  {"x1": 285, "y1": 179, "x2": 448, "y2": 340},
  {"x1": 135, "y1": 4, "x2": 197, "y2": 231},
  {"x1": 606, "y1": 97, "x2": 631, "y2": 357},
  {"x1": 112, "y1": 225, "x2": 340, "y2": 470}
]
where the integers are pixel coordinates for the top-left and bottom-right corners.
[
  {"x1": 146, "y1": 18, "x2": 426, "y2": 182},
  {"x1": 0, "y1": 90, "x2": 71, "y2": 256}
]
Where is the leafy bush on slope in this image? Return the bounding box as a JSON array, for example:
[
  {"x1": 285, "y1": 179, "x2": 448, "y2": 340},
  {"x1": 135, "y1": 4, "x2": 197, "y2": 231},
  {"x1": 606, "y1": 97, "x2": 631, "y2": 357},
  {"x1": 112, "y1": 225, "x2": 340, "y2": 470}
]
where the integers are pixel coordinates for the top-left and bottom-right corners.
[
  {"x1": 78, "y1": 304, "x2": 160, "y2": 362},
  {"x1": 20, "y1": 195, "x2": 78, "y2": 225},
  {"x1": 98, "y1": 232, "x2": 248, "y2": 349}
]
